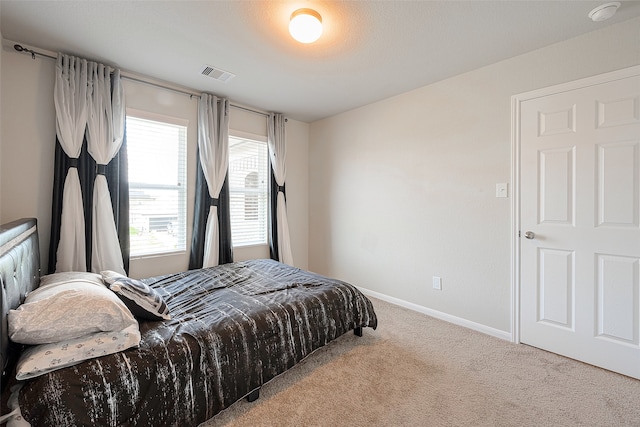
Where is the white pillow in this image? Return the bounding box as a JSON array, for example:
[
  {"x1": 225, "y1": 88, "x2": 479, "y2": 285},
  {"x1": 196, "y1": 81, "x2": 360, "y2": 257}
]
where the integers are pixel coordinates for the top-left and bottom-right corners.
[
  {"x1": 15, "y1": 324, "x2": 141, "y2": 380},
  {"x1": 39, "y1": 271, "x2": 104, "y2": 289},
  {"x1": 8, "y1": 278, "x2": 137, "y2": 345}
]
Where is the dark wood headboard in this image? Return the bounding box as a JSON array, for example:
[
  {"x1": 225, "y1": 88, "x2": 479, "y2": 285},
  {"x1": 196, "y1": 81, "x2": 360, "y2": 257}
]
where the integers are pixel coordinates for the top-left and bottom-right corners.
[{"x1": 0, "y1": 218, "x2": 40, "y2": 391}]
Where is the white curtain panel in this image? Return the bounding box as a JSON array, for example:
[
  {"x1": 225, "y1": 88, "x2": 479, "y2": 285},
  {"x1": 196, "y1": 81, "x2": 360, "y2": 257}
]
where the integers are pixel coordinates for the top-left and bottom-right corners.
[
  {"x1": 198, "y1": 94, "x2": 230, "y2": 268},
  {"x1": 267, "y1": 113, "x2": 294, "y2": 266},
  {"x1": 86, "y1": 64, "x2": 126, "y2": 274},
  {"x1": 53, "y1": 54, "x2": 89, "y2": 272}
]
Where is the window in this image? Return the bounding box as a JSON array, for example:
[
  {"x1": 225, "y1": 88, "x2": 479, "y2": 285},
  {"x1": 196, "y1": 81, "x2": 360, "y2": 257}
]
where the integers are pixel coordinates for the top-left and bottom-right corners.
[
  {"x1": 126, "y1": 111, "x2": 187, "y2": 257},
  {"x1": 229, "y1": 135, "x2": 269, "y2": 247},
  {"x1": 244, "y1": 172, "x2": 259, "y2": 220}
]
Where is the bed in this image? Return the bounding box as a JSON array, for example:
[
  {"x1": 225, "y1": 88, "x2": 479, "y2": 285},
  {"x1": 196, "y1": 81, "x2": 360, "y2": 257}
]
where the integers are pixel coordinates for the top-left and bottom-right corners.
[{"x1": 0, "y1": 218, "x2": 377, "y2": 426}]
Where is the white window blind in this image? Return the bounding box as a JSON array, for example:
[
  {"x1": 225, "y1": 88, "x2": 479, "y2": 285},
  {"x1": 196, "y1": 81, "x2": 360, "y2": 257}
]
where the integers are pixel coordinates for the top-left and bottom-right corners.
[
  {"x1": 126, "y1": 113, "x2": 187, "y2": 257},
  {"x1": 229, "y1": 135, "x2": 268, "y2": 247}
]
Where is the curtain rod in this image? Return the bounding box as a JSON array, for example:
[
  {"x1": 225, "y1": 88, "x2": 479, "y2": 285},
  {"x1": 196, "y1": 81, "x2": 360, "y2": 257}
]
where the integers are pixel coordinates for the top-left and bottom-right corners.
[
  {"x1": 12, "y1": 43, "x2": 273, "y2": 119},
  {"x1": 13, "y1": 44, "x2": 56, "y2": 60}
]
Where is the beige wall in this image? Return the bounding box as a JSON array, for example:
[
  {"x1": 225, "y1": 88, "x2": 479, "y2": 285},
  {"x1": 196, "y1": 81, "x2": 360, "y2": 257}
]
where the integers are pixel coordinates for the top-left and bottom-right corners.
[
  {"x1": 0, "y1": 40, "x2": 309, "y2": 276},
  {"x1": 308, "y1": 17, "x2": 640, "y2": 334},
  {"x1": 0, "y1": 41, "x2": 56, "y2": 263},
  {"x1": 0, "y1": 16, "x2": 3, "y2": 222}
]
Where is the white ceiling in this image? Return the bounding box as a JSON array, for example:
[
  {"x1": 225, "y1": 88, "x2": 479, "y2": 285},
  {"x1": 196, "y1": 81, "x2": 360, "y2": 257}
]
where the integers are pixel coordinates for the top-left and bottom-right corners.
[{"x1": 2, "y1": 1, "x2": 639, "y2": 123}]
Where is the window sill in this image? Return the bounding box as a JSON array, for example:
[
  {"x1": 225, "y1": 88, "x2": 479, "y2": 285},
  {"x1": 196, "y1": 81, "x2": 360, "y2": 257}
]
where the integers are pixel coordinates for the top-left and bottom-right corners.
[
  {"x1": 233, "y1": 243, "x2": 268, "y2": 249},
  {"x1": 130, "y1": 249, "x2": 187, "y2": 261}
]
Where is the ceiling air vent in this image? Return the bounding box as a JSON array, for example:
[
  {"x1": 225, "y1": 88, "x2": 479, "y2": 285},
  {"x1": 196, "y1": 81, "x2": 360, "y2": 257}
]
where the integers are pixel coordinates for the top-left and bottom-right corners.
[{"x1": 200, "y1": 65, "x2": 235, "y2": 83}]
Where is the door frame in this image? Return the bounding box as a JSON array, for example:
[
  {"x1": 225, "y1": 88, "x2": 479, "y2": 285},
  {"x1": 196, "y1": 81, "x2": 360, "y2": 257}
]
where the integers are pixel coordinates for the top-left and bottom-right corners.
[{"x1": 510, "y1": 65, "x2": 640, "y2": 344}]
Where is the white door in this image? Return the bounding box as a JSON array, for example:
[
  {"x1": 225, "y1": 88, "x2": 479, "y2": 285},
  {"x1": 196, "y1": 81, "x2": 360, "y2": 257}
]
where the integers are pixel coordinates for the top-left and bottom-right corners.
[{"x1": 519, "y1": 69, "x2": 640, "y2": 379}]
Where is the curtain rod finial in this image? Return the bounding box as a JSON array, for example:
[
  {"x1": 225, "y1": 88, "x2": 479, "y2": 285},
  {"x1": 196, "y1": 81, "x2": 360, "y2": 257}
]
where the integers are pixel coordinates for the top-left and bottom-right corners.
[{"x1": 14, "y1": 44, "x2": 36, "y2": 59}]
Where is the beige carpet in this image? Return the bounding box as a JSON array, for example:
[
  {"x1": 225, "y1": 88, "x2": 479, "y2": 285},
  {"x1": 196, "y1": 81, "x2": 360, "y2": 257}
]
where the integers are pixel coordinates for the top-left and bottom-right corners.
[{"x1": 202, "y1": 297, "x2": 640, "y2": 427}]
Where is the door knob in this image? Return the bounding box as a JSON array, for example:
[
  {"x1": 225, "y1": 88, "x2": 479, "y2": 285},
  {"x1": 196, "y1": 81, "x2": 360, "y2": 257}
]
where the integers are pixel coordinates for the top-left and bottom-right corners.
[{"x1": 524, "y1": 231, "x2": 535, "y2": 240}]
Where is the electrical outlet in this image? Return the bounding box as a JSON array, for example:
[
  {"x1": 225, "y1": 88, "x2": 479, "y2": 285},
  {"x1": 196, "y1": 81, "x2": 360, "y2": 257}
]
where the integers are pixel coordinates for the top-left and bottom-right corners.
[{"x1": 432, "y1": 276, "x2": 442, "y2": 290}]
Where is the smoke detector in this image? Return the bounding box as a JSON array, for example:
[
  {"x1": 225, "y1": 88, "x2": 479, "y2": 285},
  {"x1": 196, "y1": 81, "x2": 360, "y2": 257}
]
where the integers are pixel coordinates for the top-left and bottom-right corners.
[{"x1": 588, "y1": 2, "x2": 621, "y2": 22}]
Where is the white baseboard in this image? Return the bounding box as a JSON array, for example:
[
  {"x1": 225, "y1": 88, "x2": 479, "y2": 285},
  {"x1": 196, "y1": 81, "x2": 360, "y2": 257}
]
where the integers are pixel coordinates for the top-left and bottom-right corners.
[{"x1": 357, "y1": 286, "x2": 512, "y2": 342}]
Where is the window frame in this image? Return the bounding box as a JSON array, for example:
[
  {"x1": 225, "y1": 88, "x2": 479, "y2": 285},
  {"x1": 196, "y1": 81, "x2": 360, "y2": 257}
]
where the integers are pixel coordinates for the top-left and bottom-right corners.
[
  {"x1": 228, "y1": 130, "x2": 270, "y2": 249},
  {"x1": 126, "y1": 108, "x2": 189, "y2": 259}
]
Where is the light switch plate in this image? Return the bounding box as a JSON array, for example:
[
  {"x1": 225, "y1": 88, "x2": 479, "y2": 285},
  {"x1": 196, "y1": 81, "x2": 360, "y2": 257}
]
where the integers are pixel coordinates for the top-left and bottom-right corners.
[{"x1": 496, "y1": 183, "x2": 508, "y2": 198}]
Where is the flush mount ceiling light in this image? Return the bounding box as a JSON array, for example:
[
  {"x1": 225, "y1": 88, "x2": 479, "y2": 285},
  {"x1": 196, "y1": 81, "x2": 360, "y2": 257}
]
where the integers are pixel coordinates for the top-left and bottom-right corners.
[
  {"x1": 588, "y1": 2, "x2": 621, "y2": 22},
  {"x1": 289, "y1": 8, "x2": 323, "y2": 43}
]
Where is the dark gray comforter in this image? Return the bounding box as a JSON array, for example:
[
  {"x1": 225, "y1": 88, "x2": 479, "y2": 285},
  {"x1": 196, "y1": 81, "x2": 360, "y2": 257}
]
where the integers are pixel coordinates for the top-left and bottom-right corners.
[{"x1": 15, "y1": 259, "x2": 377, "y2": 426}]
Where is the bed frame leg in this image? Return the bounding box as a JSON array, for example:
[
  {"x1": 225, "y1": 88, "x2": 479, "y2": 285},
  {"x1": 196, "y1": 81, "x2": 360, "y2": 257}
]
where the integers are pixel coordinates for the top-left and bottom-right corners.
[
  {"x1": 354, "y1": 327, "x2": 363, "y2": 337},
  {"x1": 246, "y1": 388, "x2": 260, "y2": 402}
]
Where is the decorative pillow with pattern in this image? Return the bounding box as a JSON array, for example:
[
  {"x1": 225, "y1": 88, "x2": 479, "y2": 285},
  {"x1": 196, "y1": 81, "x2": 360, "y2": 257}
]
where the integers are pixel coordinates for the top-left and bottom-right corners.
[
  {"x1": 101, "y1": 271, "x2": 171, "y2": 321},
  {"x1": 15, "y1": 324, "x2": 141, "y2": 380}
]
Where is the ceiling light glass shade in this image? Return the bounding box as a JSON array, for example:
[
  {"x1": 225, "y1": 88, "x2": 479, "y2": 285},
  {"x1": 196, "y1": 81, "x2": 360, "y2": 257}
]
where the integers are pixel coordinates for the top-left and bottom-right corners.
[
  {"x1": 289, "y1": 8, "x2": 323, "y2": 43},
  {"x1": 588, "y1": 2, "x2": 621, "y2": 22}
]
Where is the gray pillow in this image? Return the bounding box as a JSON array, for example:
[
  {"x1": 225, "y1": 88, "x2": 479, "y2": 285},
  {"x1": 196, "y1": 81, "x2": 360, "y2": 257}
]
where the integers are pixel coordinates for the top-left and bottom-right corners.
[
  {"x1": 8, "y1": 277, "x2": 138, "y2": 345},
  {"x1": 39, "y1": 271, "x2": 104, "y2": 288},
  {"x1": 101, "y1": 271, "x2": 171, "y2": 321}
]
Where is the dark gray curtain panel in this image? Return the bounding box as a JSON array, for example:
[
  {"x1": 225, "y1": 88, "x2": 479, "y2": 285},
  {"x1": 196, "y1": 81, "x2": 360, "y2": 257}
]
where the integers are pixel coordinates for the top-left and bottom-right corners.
[
  {"x1": 268, "y1": 161, "x2": 282, "y2": 262},
  {"x1": 266, "y1": 113, "x2": 293, "y2": 265},
  {"x1": 189, "y1": 146, "x2": 233, "y2": 270},
  {"x1": 48, "y1": 135, "x2": 130, "y2": 274}
]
